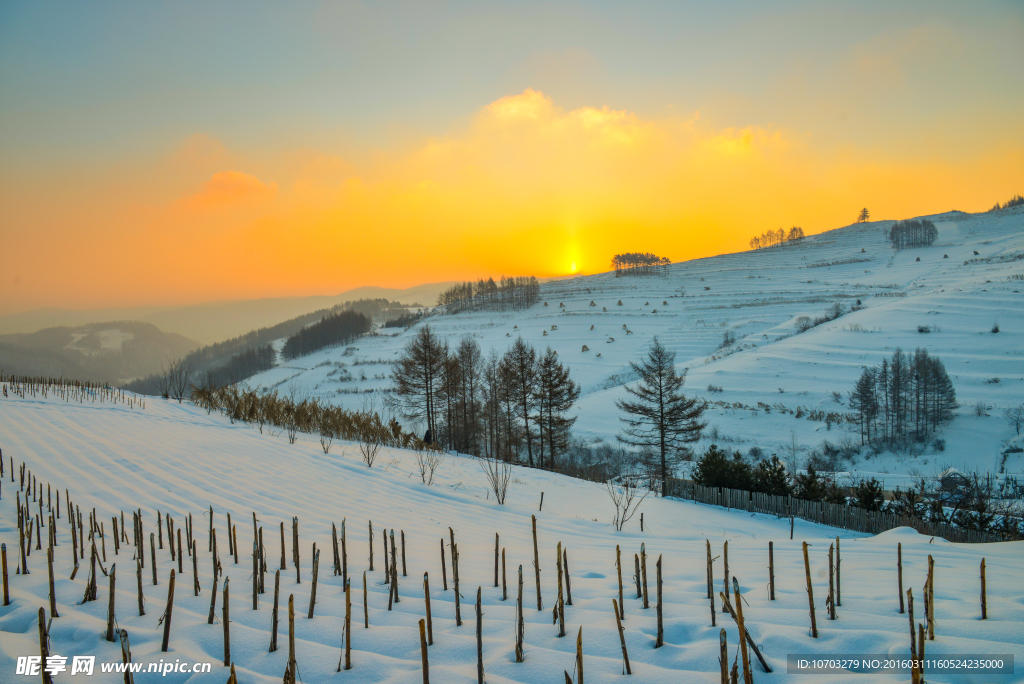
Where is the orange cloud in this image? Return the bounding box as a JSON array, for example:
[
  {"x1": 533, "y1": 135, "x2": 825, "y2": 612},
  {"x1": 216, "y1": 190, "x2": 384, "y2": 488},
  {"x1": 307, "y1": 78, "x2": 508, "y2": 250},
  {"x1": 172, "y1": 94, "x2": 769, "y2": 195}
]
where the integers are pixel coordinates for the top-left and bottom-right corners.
[
  {"x1": 2, "y1": 88, "x2": 1021, "y2": 316},
  {"x1": 182, "y1": 171, "x2": 277, "y2": 210}
]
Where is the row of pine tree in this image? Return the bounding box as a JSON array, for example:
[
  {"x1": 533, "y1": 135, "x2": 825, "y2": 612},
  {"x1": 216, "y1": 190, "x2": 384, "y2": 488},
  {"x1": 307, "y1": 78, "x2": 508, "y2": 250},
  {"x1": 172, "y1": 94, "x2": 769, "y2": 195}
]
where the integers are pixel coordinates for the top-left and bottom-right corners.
[{"x1": 389, "y1": 327, "x2": 580, "y2": 468}]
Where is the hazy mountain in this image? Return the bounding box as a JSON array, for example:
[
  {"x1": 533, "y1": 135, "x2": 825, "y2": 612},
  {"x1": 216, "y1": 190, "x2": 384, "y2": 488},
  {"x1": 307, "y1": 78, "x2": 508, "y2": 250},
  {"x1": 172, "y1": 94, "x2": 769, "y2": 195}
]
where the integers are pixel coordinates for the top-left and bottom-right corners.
[
  {"x1": 0, "y1": 321, "x2": 199, "y2": 384},
  {"x1": 0, "y1": 281, "x2": 458, "y2": 345}
]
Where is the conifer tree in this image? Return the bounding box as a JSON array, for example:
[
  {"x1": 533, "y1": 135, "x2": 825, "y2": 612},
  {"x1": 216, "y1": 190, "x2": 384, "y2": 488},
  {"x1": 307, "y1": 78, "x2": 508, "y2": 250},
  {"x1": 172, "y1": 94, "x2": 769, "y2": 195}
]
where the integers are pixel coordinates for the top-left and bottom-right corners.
[
  {"x1": 506, "y1": 337, "x2": 539, "y2": 466},
  {"x1": 751, "y1": 455, "x2": 791, "y2": 495},
  {"x1": 391, "y1": 325, "x2": 447, "y2": 440},
  {"x1": 535, "y1": 347, "x2": 580, "y2": 469},
  {"x1": 616, "y1": 337, "x2": 706, "y2": 496}
]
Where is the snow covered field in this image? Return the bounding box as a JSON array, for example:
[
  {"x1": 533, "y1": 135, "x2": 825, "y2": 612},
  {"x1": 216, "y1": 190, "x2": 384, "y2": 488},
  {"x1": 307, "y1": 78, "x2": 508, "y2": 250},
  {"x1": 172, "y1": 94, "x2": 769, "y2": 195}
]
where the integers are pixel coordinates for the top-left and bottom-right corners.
[
  {"x1": 1, "y1": 391, "x2": 1021, "y2": 682},
  {"x1": 243, "y1": 207, "x2": 1024, "y2": 486}
]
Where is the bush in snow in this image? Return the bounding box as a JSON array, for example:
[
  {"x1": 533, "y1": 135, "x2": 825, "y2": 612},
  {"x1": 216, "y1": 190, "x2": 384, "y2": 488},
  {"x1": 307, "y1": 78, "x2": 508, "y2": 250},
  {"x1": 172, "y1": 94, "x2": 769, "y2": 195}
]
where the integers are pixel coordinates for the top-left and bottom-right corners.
[
  {"x1": 1005, "y1": 405, "x2": 1024, "y2": 435},
  {"x1": 889, "y1": 484, "x2": 927, "y2": 518},
  {"x1": 794, "y1": 467, "x2": 845, "y2": 504},
  {"x1": 481, "y1": 454, "x2": 512, "y2": 504},
  {"x1": 691, "y1": 444, "x2": 752, "y2": 490},
  {"x1": 605, "y1": 478, "x2": 648, "y2": 530},
  {"x1": 853, "y1": 478, "x2": 884, "y2": 511},
  {"x1": 415, "y1": 448, "x2": 444, "y2": 485},
  {"x1": 751, "y1": 455, "x2": 791, "y2": 496}
]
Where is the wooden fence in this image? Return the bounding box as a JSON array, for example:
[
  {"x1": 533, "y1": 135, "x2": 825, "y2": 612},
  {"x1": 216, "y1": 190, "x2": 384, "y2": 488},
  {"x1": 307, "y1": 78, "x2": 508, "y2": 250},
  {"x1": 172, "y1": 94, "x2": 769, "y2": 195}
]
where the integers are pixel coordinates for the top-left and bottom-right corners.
[{"x1": 666, "y1": 479, "x2": 1003, "y2": 544}]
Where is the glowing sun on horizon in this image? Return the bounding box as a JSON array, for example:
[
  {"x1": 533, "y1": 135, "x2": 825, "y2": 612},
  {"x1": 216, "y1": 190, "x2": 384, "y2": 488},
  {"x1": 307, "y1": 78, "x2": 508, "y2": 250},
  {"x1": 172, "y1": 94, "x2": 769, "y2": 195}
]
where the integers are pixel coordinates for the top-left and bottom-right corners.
[{"x1": 570, "y1": 261, "x2": 577, "y2": 273}]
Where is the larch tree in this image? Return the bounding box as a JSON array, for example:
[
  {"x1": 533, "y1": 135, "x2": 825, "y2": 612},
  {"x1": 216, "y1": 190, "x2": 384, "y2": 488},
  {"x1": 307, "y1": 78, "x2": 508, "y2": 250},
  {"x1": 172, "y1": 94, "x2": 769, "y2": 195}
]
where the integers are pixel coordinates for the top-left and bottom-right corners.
[
  {"x1": 849, "y1": 367, "x2": 879, "y2": 445},
  {"x1": 390, "y1": 325, "x2": 447, "y2": 441},
  {"x1": 505, "y1": 337, "x2": 539, "y2": 466},
  {"x1": 535, "y1": 347, "x2": 580, "y2": 469},
  {"x1": 457, "y1": 336, "x2": 484, "y2": 455},
  {"x1": 615, "y1": 336, "x2": 707, "y2": 496}
]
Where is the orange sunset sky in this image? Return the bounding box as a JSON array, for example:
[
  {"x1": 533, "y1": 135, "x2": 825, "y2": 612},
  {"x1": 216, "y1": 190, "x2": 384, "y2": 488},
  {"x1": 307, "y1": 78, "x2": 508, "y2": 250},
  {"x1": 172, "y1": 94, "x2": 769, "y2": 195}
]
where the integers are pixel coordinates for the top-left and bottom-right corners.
[{"x1": 1, "y1": 1, "x2": 1022, "y2": 315}]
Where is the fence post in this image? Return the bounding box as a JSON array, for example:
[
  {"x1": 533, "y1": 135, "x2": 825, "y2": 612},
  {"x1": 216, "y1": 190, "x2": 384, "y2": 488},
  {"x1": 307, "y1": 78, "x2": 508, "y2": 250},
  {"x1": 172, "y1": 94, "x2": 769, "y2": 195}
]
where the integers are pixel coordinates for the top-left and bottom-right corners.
[
  {"x1": 532, "y1": 515, "x2": 542, "y2": 611},
  {"x1": 419, "y1": 618, "x2": 429, "y2": 684},
  {"x1": 802, "y1": 542, "x2": 817, "y2": 638},
  {"x1": 835, "y1": 537, "x2": 841, "y2": 607},
  {"x1": 222, "y1": 578, "x2": 230, "y2": 667},
  {"x1": 270, "y1": 570, "x2": 280, "y2": 652},
  {"x1": 613, "y1": 598, "x2": 631, "y2": 674},
  {"x1": 655, "y1": 555, "x2": 664, "y2": 648},
  {"x1": 980, "y1": 558, "x2": 987, "y2": 620},
  {"x1": 424, "y1": 573, "x2": 433, "y2": 645},
  {"x1": 160, "y1": 570, "x2": 175, "y2": 652}
]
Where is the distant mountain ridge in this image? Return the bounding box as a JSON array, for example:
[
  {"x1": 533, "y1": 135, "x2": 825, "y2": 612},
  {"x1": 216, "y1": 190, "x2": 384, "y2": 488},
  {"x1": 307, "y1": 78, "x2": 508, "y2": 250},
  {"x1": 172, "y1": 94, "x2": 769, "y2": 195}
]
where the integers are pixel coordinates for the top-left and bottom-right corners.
[
  {"x1": 0, "y1": 321, "x2": 199, "y2": 384},
  {"x1": 0, "y1": 281, "x2": 459, "y2": 345}
]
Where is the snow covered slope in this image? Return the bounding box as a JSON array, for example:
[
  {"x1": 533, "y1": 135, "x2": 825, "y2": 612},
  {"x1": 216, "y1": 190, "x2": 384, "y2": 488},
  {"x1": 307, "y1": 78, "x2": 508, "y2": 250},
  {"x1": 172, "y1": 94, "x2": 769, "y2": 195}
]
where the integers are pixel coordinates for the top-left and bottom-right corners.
[
  {"x1": 245, "y1": 208, "x2": 1024, "y2": 483},
  {"x1": 1, "y1": 393, "x2": 1021, "y2": 682}
]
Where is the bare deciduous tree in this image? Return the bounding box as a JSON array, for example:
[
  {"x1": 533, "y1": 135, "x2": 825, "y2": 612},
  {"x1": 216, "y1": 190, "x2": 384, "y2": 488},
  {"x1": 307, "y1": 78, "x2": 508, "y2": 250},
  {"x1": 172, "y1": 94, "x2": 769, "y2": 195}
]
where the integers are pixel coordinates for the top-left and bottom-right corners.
[
  {"x1": 606, "y1": 478, "x2": 649, "y2": 531},
  {"x1": 161, "y1": 357, "x2": 193, "y2": 403},
  {"x1": 319, "y1": 420, "x2": 334, "y2": 454},
  {"x1": 415, "y1": 448, "x2": 444, "y2": 485},
  {"x1": 1005, "y1": 405, "x2": 1024, "y2": 435},
  {"x1": 481, "y1": 455, "x2": 512, "y2": 505}
]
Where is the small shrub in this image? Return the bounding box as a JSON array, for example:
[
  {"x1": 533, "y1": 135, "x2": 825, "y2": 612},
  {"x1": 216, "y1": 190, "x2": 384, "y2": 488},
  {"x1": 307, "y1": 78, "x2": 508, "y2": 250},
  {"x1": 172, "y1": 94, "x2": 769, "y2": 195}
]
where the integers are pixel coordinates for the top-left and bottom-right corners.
[
  {"x1": 985, "y1": 377, "x2": 1000, "y2": 384},
  {"x1": 853, "y1": 478, "x2": 884, "y2": 511},
  {"x1": 991, "y1": 322, "x2": 1000, "y2": 333},
  {"x1": 932, "y1": 438, "x2": 945, "y2": 452},
  {"x1": 973, "y1": 400, "x2": 989, "y2": 417},
  {"x1": 794, "y1": 316, "x2": 813, "y2": 333},
  {"x1": 706, "y1": 384, "x2": 723, "y2": 393},
  {"x1": 917, "y1": 325, "x2": 931, "y2": 333},
  {"x1": 751, "y1": 455, "x2": 791, "y2": 496},
  {"x1": 692, "y1": 445, "x2": 752, "y2": 490}
]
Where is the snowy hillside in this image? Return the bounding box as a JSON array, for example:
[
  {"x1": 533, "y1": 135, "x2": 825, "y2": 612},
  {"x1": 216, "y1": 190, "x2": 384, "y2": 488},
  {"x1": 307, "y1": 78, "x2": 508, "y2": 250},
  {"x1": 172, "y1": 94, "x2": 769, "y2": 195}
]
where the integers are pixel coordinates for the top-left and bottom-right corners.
[
  {"x1": 1, "y1": 392, "x2": 1021, "y2": 683},
  {"x1": 244, "y1": 208, "x2": 1024, "y2": 485}
]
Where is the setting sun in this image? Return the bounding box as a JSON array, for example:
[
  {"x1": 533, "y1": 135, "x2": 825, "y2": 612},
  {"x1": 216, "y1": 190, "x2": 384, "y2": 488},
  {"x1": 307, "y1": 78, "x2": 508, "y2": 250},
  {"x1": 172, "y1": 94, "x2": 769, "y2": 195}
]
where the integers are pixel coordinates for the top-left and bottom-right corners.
[{"x1": 0, "y1": 2, "x2": 1021, "y2": 318}]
